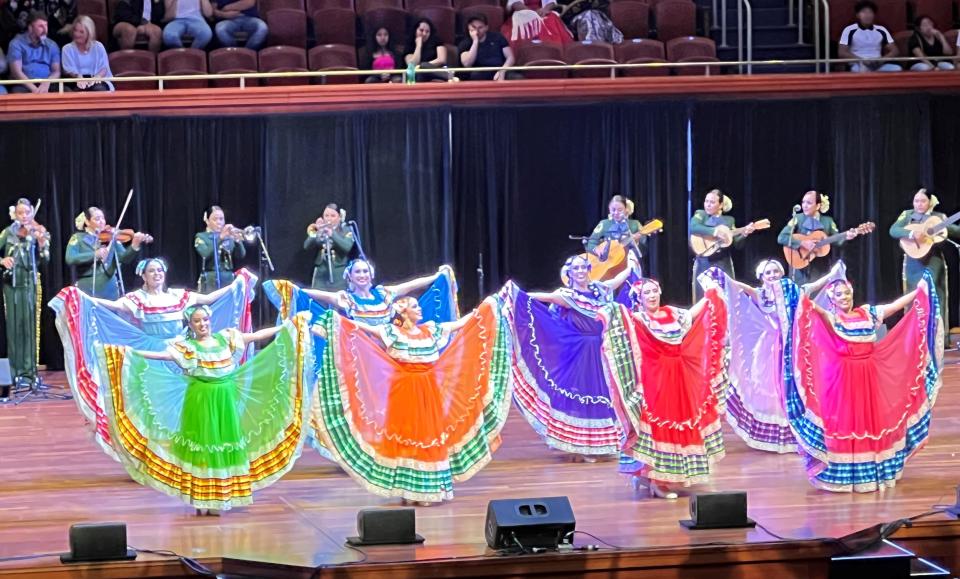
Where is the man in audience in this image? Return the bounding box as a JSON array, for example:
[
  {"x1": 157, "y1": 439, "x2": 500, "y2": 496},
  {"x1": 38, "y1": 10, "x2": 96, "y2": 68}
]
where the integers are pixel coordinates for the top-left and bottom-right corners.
[
  {"x1": 162, "y1": 0, "x2": 213, "y2": 49},
  {"x1": 212, "y1": 0, "x2": 267, "y2": 50},
  {"x1": 459, "y1": 14, "x2": 515, "y2": 81},
  {"x1": 837, "y1": 0, "x2": 900, "y2": 72},
  {"x1": 7, "y1": 11, "x2": 61, "y2": 94},
  {"x1": 113, "y1": 0, "x2": 165, "y2": 52}
]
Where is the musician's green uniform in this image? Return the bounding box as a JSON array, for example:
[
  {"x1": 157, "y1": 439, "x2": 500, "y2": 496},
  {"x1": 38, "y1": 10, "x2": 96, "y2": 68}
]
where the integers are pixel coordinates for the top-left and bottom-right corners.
[
  {"x1": 1, "y1": 225, "x2": 49, "y2": 384},
  {"x1": 777, "y1": 213, "x2": 841, "y2": 287},
  {"x1": 690, "y1": 210, "x2": 744, "y2": 301},
  {"x1": 195, "y1": 231, "x2": 245, "y2": 293},
  {"x1": 586, "y1": 217, "x2": 648, "y2": 275},
  {"x1": 65, "y1": 232, "x2": 141, "y2": 300},
  {"x1": 305, "y1": 225, "x2": 355, "y2": 291},
  {"x1": 889, "y1": 209, "x2": 960, "y2": 346}
]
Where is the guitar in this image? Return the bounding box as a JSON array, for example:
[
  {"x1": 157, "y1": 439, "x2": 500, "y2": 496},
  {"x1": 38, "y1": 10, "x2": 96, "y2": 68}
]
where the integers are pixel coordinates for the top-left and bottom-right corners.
[
  {"x1": 563, "y1": 219, "x2": 664, "y2": 286},
  {"x1": 782, "y1": 222, "x2": 876, "y2": 270},
  {"x1": 689, "y1": 219, "x2": 770, "y2": 257},
  {"x1": 898, "y1": 210, "x2": 960, "y2": 259}
]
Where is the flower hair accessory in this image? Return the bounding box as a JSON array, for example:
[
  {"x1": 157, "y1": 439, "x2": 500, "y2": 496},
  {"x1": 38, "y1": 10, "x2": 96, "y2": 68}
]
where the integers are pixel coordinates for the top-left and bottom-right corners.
[
  {"x1": 819, "y1": 194, "x2": 830, "y2": 213},
  {"x1": 721, "y1": 195, "x2": 733, "y2": 213},
  {"x1": 183, "y1": 304, "x2": 213, "y2": 322},
  {"x1": 625, "y1": 199, "x2": 635, "y2": 217},
  {"x1": 135, "y1": 257, "x2": 168, "y2": 276},
  {"x1": 824, "y1": 278, "x2": 852, "y2": 300},
  {"x1": 75, "y1": 212, "x2": 87, "y2": 231},
  {"x1": 390, "y1": 297, "x2": 418, "y2": 326}
]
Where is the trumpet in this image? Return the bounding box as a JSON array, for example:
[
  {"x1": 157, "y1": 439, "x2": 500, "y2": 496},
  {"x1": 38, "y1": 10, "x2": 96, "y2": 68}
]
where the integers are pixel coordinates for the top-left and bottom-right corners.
[
  {"x1": 307, "y1": 221, "x2": 336, "y2": 239},
  {"x1": 222, "y1": 224, "x2": 261, "y2": 243}
]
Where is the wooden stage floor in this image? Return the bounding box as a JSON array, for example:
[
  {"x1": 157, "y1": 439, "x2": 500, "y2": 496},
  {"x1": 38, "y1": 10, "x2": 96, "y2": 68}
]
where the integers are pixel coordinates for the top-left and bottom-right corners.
[{"x1": 1, "y1": 359, "x2": 959, "y2": 577}]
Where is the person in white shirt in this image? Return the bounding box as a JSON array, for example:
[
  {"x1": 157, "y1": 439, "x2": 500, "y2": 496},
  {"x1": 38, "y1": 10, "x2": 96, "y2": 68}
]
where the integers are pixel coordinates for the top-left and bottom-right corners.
[
  {"x1": 837, "y1": 0, "x2": 900, "y2": 72},
  {"x1": 162, "y1": 0, "x2": 213, "y2": 49}
]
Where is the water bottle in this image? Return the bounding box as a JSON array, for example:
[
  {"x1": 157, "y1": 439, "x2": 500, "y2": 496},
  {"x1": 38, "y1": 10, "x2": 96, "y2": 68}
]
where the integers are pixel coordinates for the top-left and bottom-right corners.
[{"x1": 405, "y1": 62, "x2": 416, "y2": 85}]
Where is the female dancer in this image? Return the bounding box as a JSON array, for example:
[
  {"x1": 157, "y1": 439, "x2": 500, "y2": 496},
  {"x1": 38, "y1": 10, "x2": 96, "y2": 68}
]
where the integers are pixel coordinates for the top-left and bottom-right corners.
[
  {"x1": 611, "y1": 275, "x2": 729, "y2": 499},
  {"x1": 506, "y1": 252, "x2": 637, "y2": 459},
  {"x1": 65, "y1": 206, "x2": 148, "y2": 299},
  {"x1": 304, "y1": 204, "x2": 356, "y2": 291},
  {"x1": 706, "y1": 259, "x2": 844, "y2": 453},
  {"x1": 789, "y1": 272, "x2": 942, "y2": 492},
  {"x1": 310, "y1": 296, "x2": 512, "y2": 504},
  {"x1": 195, "y1": 205, "x2": 246, "y2": 293},
  {"x1": 690, "y1": 189, "x2": 755, "y2": 300},
  {"x1": 0, "y1": 198, "x2": 50, "y2": 394},
  {"x1": 265, "y1": 259, "x2": 458, "y2": 327},
  {"x1": 95, "y1": 306, "x2": 313, "y2": 513},
  {"x1": 889, "y1": 188, "x2": 957, "y2": 348},
  {"x1": 586, "y1": 195, "x2": 649, "y2": 275},
  {"x1": 777, "y1": 190, "x2": 857, "y2": 286},
  {"x1": 49, "y1": 260, "x2": 257, "y2": 457}
]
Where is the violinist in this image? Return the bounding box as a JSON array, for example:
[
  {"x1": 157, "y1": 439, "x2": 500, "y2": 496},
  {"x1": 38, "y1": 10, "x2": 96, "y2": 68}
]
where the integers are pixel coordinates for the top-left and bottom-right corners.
[
  {"x1": 195, "y1": 205, "x2": 246, "y2": 293},
  {"x1": 0, "y1": 198, "x2": 50, "y2": 395},
  {"x1": 65, "y1": 206, "x2": 149, "y2": 300},
  {"x1": 305, "y1": 203, "x2": 357, "y2": 291}
]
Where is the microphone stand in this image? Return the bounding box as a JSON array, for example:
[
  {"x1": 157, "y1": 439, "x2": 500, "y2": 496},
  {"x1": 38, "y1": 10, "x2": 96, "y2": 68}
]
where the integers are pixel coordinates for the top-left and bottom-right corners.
[
  {"x1": 322, "y1": 234, "x2": 335, "y2": 286},
  {"x1": 212, "y1": 232, "x2": 223, "y2": 291},
  {"x1": 788, "y1": 210, "x2": 801, "y2": 282},
  {"x1": 15, "y1": 235, "x2": 70, "y2": 404},
  {"x1": 477, "y1": 252, "x2": 484, "y2": 302},
  {"x1": 347, "y1": 220, "x2": 367, "y2": 261},
  {"x1": 943, "y1": 238, "x2": 960, "y2": 356}
]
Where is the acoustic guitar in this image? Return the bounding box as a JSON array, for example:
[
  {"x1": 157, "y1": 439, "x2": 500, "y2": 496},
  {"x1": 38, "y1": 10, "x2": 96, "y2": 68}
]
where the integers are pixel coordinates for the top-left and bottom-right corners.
[
  {"x1": 689, "y1": 219, "x2": 770, "y2": 257},
  {"x1": 563, "y1": 219, "x2": 664, "y2": 286},
  {"x1": 782, "y1": 222, "x2": 875, "y2": 270},
  {"x1": 898, "y1": 210, "x2": 960, "y2": 259}
]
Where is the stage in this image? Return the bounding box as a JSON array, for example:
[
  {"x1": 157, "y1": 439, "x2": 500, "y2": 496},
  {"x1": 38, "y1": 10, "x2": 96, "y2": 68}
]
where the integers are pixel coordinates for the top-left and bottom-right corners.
[{"x1": 1, "y1": 361, "x2": 958, "y2": 578}]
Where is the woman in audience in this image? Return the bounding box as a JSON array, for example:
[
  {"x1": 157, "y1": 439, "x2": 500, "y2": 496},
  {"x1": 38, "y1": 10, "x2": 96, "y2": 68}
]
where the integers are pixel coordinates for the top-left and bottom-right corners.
[
  {"x1": 404, "y1": 18, "x2": 449, "y2": 81},
  {"x1": 363, "y1": 26, "x2": 402, "y2": 83},
  {"x1": 908, "y1": 15, "x2": 955, "y2": 71},
  {"x1": 788, "y1": 274, "x2": 942, "y2": 492},
  {"x1": 61, "y1": 15, "x2": 114, "y2": 92},
  {"x1": 112, "y1": 0, "x2": 164, "y2": 52}
]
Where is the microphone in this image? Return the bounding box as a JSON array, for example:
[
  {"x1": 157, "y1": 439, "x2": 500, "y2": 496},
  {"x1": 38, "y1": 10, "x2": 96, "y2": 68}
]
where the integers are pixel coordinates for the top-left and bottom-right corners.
[{"x1": 792, "y1": 204, "x2": 802, "y2": 214}]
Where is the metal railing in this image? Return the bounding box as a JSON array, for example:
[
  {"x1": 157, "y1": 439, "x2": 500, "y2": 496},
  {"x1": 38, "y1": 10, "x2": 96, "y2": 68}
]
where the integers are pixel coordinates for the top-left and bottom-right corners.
[
  {"x1": 813, "y1": 0, "x2": 832, "y2": 73},
  {"x1": 718, "y1": 0, "x2": 754, "y2": 74},
  {"x1": 0, "y1": 54, "x2": 957, "y2": 93}
]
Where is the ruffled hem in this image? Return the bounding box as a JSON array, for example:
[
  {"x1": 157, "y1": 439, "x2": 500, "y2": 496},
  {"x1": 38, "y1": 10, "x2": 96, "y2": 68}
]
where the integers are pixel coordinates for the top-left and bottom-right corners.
[{"x1": 725, "y1": 387, "x2": 797, "y2": 454}]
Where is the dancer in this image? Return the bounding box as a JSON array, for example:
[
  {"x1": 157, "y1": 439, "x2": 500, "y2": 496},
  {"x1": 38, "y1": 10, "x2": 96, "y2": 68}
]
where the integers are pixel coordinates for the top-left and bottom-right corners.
[
  {"x1": 705, "y1": 259, "x2": 844, "y2": 453},
  {"x1": 611, "y1": 275, "x2": 729, "y2": 499},
  {"x1": 506, "y1": 252, "x2": 637, "y2": 459},
  {"x1": 789, "y1": 272, "x2": 943, "y2": 492},
  {"x1": 95, "y1": 306, "x2": 313, "y2": 512},
  {"x1": 0, "y1": 198, "x2": 50, "y2": 395},
  {"x1": 689, "y1": 189, "x2": 755, "y2": 300},
  {"x1": 889, "y1": 188, "x2": 958, "y2": 348},
  {"x1": 310, "y1": 296, "x2": 512, "y2": 504},
  {"x1": 195, "y1": 205, "x2": 247, "y2": 293},
  {"x1": 65, "y1": 206, "x2": 149, "y2": 299},
  {"x1": 49, "y1": 262, "x2": 257, "y2": 457}
]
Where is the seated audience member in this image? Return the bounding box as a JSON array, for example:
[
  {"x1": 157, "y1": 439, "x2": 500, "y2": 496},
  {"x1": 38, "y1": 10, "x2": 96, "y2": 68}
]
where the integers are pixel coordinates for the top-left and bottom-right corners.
[
  {"x1": 113, "y1": 0, "x2": 165, "y2": 52},
  {"x1": 837, "y1": 0, "x2": 900, "y2": 72},
  {"x1": 404, "y1": 18, "x2": 449, "y2": 81},
  {"x1": 7, "y1": 11, "x2": 61, "y2": 94},
  {"x1": 213, "y1": 0, "x2": 267, "y2": 50},
  {"x1": 459, "y1": 14, "x2": 515, "y2": 81},
  {"x1": 1, "y1": 0, "x2": 75, "y2": 46},
  {"x1": 162, "y1": 0, "x2": 213, "y2": 49},
  {"x1": 62, "y1": 15, "x2": 114, "y2": 91},
  {"x1": 0, "y1": 46, "x2": 7, "y2": 94},
  {"x1": 553, "y1": 0, "x2": 622, "y2": 43},
  {"x1": 501, "y1": 0, "x2": 573, "y2": 50},
  {"x1": 908, "y1": 15, "x2": 954, "y2": 70},
  {"x1": 363, "y1": 27, "x2": 402, "y2": 83}
]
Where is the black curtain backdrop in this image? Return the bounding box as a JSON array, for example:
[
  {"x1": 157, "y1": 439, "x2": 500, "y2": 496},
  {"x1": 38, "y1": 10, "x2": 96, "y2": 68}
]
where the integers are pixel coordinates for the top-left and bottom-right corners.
[
  {"x1": 452, "y1": 102, "x2": 690, "y2": 307},
  {"x1": 0, "y1": 93, "x2": 957, "y2": 370}
]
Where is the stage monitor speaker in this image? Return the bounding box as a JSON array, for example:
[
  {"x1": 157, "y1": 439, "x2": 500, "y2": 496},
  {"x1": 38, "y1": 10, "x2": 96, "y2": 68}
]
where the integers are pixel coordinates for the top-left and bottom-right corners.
[
  {"x1": 60, "y1": 522, "x2": 137, "y2": 563},
  {"x1": 680, "y1": 492, "x2": 756, "y2": 530},
  {"x1": 485, "y1": 496, "x2": 576, "y2": 550},
  {"x1": 0, "y1": 359, "x2": 11, "y2": 386},
  {"x1": 346, "y1": 507, "x2": 425, "y2": 546}
]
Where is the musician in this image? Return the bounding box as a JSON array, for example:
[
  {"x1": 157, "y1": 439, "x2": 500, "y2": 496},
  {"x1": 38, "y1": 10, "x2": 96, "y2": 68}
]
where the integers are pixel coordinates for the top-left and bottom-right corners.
[
  {"x1": 777, "y1": 191, "x2": 855, "y2": 286},
  {"x1": 195, "y1": 205, "x2": 246, "y2": 293},
  {"x1": 889, "y1": 188, "x2": 957, "y2": 347},
  {"x1": 304, "y1": 203, "x2": 356, "y2": 291},
  {"x1": 586, "y1": 195, "x2": 648, "y2": 274},
  {"x1": 690, "y1": 189, "x2": 755, "y2": 300},
  {"x1": 65, "y1": 206, "x2": 146, "y2": 300},
  {"x1": 0, "y1": 199, "x2": 50, "y2": 395}
]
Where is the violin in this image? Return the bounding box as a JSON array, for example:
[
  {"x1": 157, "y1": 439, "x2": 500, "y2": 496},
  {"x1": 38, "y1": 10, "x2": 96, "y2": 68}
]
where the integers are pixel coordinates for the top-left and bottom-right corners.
[
  {"x1": 14, "y1": 220, "x2": 51, "y2": 245},
  {"x1": 97, "y1": 225, "x2": 154, "y2": 246}
]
